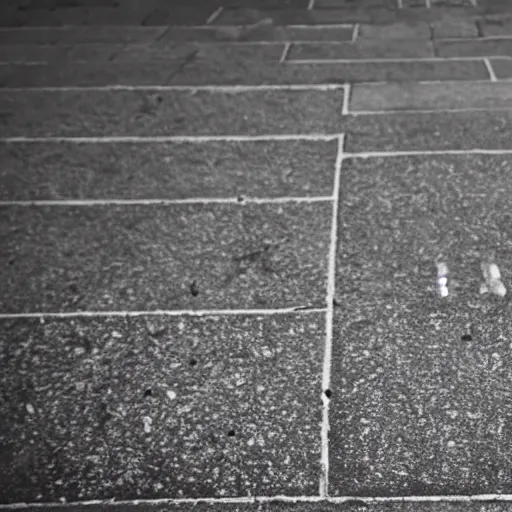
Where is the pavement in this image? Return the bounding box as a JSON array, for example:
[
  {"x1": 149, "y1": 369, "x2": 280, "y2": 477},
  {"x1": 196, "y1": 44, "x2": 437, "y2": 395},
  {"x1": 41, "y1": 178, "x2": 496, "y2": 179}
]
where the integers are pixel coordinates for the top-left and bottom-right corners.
[{"x1": 2, "y1": 0, "x2": 512, "y2": 511}]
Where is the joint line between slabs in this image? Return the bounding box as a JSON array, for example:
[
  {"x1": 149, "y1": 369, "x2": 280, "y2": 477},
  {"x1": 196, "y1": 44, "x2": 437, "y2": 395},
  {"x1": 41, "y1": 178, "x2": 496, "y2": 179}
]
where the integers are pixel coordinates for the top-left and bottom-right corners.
[
  {"x1": 320, "y1": 134, "x2": 344, "y2": 498},
  {"x1": 0, "y1": 196, "x2": 334, "y2": 207},
  {"x1": 484, "y1": 58, "x2": 497, "y2": 81},
  {"x1": 5, "y1": 495, "x2": 512, "y2": 509},
  {"x1": 0, "y1": 308, "x2": 327, "y2": 320},
  {"x1": 351, "y1": 23, "x2": 359, "y2": 42},
  {"x1": 308, "y1": 0, "x2": 315, "y2": 9},
  {"x1": 206, "y1": 6, "x2": 223, "y2": 25},
  {"x1": 342, "y1": 83, "x2": 350, "y2": 115},
  {"x1": 280, "y1": 42, "x2": 291, "y2": 63},
  {"x1": 0, "y1": 134, "x2": 340, "y2": 143}
]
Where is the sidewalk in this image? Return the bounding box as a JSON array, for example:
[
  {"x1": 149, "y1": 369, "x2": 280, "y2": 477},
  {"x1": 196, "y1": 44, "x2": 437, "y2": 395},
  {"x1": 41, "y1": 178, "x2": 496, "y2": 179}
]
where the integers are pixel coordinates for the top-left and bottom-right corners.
[{"x1": 1, "y1": 0, "x2": 512, "y2": 511}]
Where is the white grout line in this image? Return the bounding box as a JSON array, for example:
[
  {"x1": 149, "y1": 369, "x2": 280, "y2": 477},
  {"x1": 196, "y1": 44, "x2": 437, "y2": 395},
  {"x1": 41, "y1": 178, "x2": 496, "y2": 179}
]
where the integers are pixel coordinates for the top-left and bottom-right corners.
[
  {"x1": 341, "y1": 83, "x2": 350, "y2": 115},
  {"x1": 206, "y1": 6, "x2": 223, "y2": 25},
  {"x1": 280, "y1": 42, "x2": 291, "y2": 63},
  {"x1": 0, "y1": 308, "x2": 327, "y2": 320},
  {"x1": 343, "y1": 148, "x2": 512, "y2": 158},
  {"x1": 319, "y1": 134, "x2": 344, "y2": 498},
  {"x1": 351, "y1": 24, "x2": 360, "y2": 43},
  {"x1": 308, "y1": 0, "x2": 315, "y2": 9},
  {"x1": 4, "y1": 494, "x2": 512, "y2": 509},
  {"x1": 0, "y1": 83, "x2": 345, "y2": 92},
  {"x1": 0, "y1": 134, "x2": 340, "y2": 143},
  {"x1": 0, "y1": 196, "x2": 334, "y2": 207},
  {"x1": 286, "y1": 56, "x2": 503, "y2": 64},
  {"x1": 484, "y1": 58, "x2": 497, "y2": 81},
  {"x1": 348, "y1": 106, "x2": 512, "y2": 115}
]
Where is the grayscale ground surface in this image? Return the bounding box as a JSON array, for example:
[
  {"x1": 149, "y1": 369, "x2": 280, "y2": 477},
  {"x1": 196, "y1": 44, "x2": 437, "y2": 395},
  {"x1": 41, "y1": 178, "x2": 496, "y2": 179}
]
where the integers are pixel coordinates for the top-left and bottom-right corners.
[{"x1": 2, "y1": 0, "x2": 512, "y2": 511}]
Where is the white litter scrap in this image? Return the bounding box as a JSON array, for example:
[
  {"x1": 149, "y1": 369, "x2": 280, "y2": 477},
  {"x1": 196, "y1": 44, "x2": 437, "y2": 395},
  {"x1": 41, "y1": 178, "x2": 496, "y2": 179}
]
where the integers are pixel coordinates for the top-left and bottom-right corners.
[
  {"x1": 480, "y1": 261, "x2": 507, "y2": 297},
  {"x1": 143, "y1": 416, "x2": 152, "y2": 433},
  {"x1": 436, "y1": 261, "x2": 449, "y2": 298}
]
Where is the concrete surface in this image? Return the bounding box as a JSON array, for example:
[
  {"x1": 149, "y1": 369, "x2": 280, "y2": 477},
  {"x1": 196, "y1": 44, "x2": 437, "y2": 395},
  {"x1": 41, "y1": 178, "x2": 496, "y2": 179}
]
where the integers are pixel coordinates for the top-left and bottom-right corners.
[{"x1": 2, "y1": 0, "x2": 512, "y2": 510}]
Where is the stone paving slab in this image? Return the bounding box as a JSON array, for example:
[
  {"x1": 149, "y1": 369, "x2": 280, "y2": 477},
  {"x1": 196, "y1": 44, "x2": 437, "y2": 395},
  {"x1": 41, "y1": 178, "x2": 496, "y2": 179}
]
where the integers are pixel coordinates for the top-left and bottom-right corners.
[
  {"x1": 0, "y1": 89, "x2": 343, "y2": 136},
  {"x1": 0, "y1": 313, "x2": 324, "y2": 502},
  {"x1": 0, "y1": 203, "x2": 331, "y2": 313},
  {"x1": 214, "y1": 7, "x2": 480, "y2": 25},
  {"x1": 287, "y1": 41, "x2": 435, "y2": 60},
  {"x1": 435, "y1": 39, "x2": 512, "y2": 58},
  {"x1": 0, "y1": 139, "x2": 338, "y2": 200},
  {"x1": 0, "y1": 43, "x2": 126, "y2": 64},
  {"x1": 141, "y1": 6, "x2": 221, "y2": 26},
  {"x1": 478, "y1": 18, "x2": 512, "y2": 36},
  {"x1": 0, "y1": 27, "x2": 167, "y2": 45},
  {"x1": 157, "y1": 25, "x2": 355, "y2": 43},
  {"x1": 0, "y1": 6, "x2": 149, "y2": 26},
  {"x1": 431, "y1": 19, "x2": 479, "y2": 38},
  {"x1": 330, "y1": 154, "x2": 512, "y2": 495},
  {"x1": 7, "y1": 501, "x2": 512, "y2": 512},
  {"x1": 489, "y1": 58, "x2": 512, "y2": 78},
  {"x1": 0, "y1": 44, "x2": 69, "y2": 63},
  {"x1": 341, "y1": 111, "x2": 512, "y2": 151},
  {"x1": 350, "y1": 82, "x2": 512, "y2": 111},
  {"x1": 112, "y1": 42, "x2": 284, "y2": 63},
  {"x1": 167, "y1": 60, "x2": 488, "y2": 86},
  {"x1": 358, "y1": 22, "x2": 431, "y2": 39},
  {"x1": 3, "y1": 60, "x2": 186, "y2": 87}
]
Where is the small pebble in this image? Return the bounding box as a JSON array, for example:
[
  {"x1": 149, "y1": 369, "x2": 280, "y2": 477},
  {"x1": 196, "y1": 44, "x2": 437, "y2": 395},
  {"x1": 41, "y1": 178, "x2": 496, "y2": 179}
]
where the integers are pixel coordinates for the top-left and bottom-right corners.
[{"x1": 26, "y1": 403, "x2": 35, "y2": 415}]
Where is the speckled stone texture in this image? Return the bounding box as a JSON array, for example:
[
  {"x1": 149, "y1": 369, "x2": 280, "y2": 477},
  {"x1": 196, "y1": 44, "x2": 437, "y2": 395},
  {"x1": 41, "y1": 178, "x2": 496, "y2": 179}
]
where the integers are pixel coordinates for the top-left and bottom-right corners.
[
  {"x1": 350, "y1": 82, "x2": 512, "y2": 112},
  {"x1": 167, "y1": 60, "x2": 488, "y2": 86},
  {"x1": 340, "y1": 111, "x2": 512, "y2": 151},
  {"x1": 0, "y1": 139, "x2": 338, "y2": 200},
  {"x1": 0, "y1": 203, "x2": 331, "y2": 313},
  {"x1": 0, "y1": 27, "x2": 167, "y2": 45},
  {"x1": 288, "y1": 41, "x2": 435, "y2": 60},
  {"x1": 330, "y1": 155, "x2": 512, "y2": 495},
  {"x1": 0, "y1": 314, "x2": 324, "y2": 502},
  {"x1": 0, "y1": 89, "x2": 343, "y2": 136}
]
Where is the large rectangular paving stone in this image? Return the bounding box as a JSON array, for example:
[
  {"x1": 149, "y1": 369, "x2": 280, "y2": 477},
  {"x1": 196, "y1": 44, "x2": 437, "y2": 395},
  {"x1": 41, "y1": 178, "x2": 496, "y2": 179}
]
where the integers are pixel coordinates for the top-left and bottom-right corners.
[
  {"x1": 350, "y1": 82, "x2": 512, "y2": 111},
  {"x1": 288, "y1": 41, "x2": 435, "y2": 60},
  {"x1": 0, "y1": 43, "x2": 125, "y2": 64},
  {"x1": 4, "y1": 60, "x2": 186, "y2": 87},
  {"x1": 489, "y1": 58, "x2": 512, "y2": 79},
  {"x1": 0, "y1": 313, "x2": 324, "y2": 502},
  {"x1": 214, "y1": 7, "x2": 398, "y2": 25},
  {"x1": 0, "y1": 203, "x2": 331, "y2": 313},
  {"x1": 342, "y1": 110, "x2": 512, "y2": 151},
  {"x1": 0, "y1": 27, "x2": 166, "y2": 45},
  {"x1": 169, "y1": 60, "x2": 487, "y2": 86},
  {"x1": 158, "y1": 25, "x2": 354, "y2": 43},
  {"x1": 0, "y1": 139, "x2": 338, "y2": 200},
  {"x1": 358, "y1": 22, "x2": 431, "y2": 39},
  {"x1": 142, "y1": 6, "x2": 222, "y2": 25},
  {"x1": 330, "y1": 154, "x2": 512, "y2": 495},
  {"x1": 214, "y1": 7, "x2": 479, "y2": 25},
  {"x1": 0, "y1": 6, "x2": 150, "y2": 26},
  {"x1": 435, "y1": 38, "x2": 512, "y2": 57},
  {"x1": 331, "y1": 301, "x2": 512, "y2": 495},
  {"x1": 0, "y1": 89, "x2": 343, "y2": 136},
  {"x1": 112, "y1": 42, "x2": 285, "y2": 63}
]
